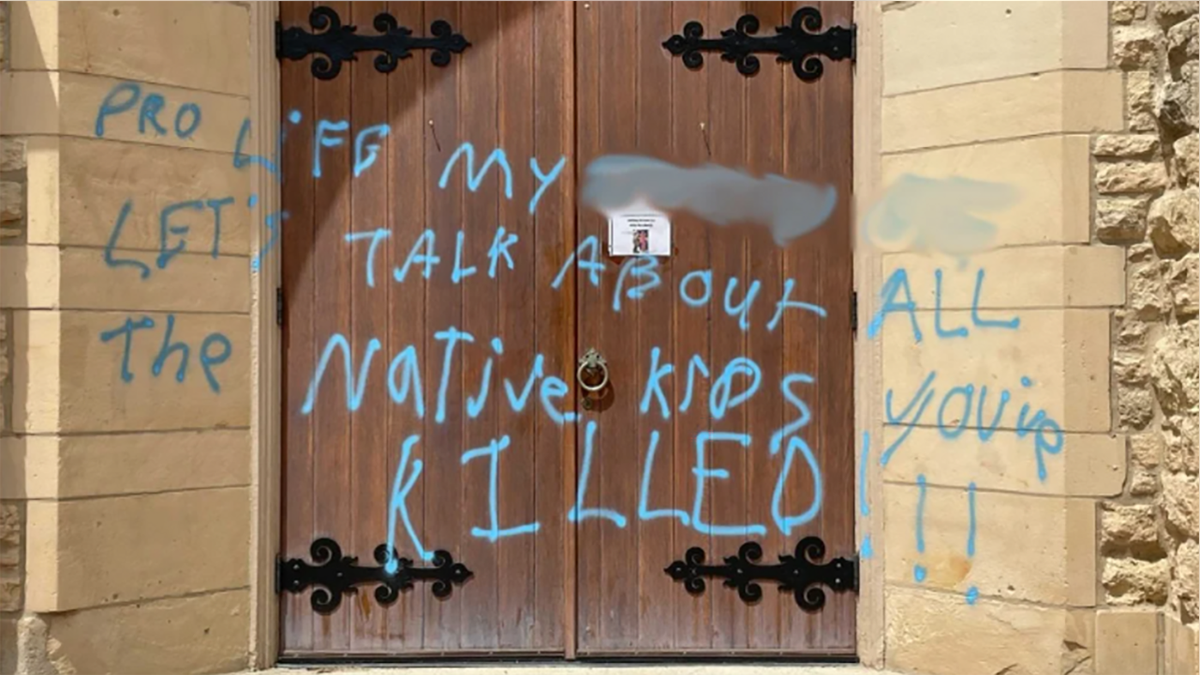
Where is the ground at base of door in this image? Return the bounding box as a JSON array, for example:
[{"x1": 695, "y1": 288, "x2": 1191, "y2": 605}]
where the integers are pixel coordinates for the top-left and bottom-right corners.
[{"x1": 253, "y1": 665, "x2": 893, "y2": 675}]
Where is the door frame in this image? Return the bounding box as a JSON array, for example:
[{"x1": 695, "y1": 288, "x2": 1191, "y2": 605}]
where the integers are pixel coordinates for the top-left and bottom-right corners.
[{"x1": 248, "y1": 1, "x2": 886, "y2": 668}]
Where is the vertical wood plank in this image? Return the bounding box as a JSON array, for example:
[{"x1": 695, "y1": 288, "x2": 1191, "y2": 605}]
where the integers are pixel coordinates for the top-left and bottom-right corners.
[
  {"x1": 572, "y1": 0, "x2": 602, "y2": 653},
  {"x1": 532, "y1": 1, "x2": 577, "y2": 656},
  {"x1": 421, "y1": 0, "x2": 464, "y2": 652},
  {"x1": 668, "y1": 0, "x2": 713, "y2": 652},
  {"x1": 383, "y1": 0, "x2": 427, "y2": 653},
  {"x1": 811, "y1": 0, "x2": 857, "y2": 653},
  {"x1": 456, "y1": 1, "x2": 501, "y2": 651},
  {"x1": 595, "y1": 1, "x2": 640, "y2": 652},
  {"x1": 279, "y1": 0, "x2": 316, "y2": 656},
  {"x1": 703, "y1": 0, "x2": 750, "y2": 652},
  {"x1": 779, "y1": 0, "x2": 856, "y2": 654},
  {"x1": 347, "y1": 0, "x2": 391, "y2": 653},
  {"x1": 743, "y1": 0, "x2": 786, "y2": 653},
  {"x1": 495, "y1": 0, "x2": 539, "y2": 651},
  {"x1": 781, "y1": 16, "x2": 824, "y2": 653},
  {"x1": 309, "y1": 0, "x2": 354, "y2": 654},
  {"x1": 632, "y1": 0, "x2": 677, "y2": 652}
]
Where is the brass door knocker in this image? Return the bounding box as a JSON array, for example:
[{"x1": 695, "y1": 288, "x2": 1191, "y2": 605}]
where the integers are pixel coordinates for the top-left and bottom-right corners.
[{"x1": 576, "y1": 348, "x2": 609, "y2": 409}]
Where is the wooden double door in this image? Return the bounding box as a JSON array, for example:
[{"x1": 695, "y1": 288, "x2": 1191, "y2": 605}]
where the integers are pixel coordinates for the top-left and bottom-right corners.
[{"x1": 279, "y1": 0, "x2": 854, "y2": 659}]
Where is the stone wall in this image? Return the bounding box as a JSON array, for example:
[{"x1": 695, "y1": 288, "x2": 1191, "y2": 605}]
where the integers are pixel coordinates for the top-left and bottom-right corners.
[
  {"x1": 0, "y1": 2, "x2": 254, "y2": 673},
  {"x1": 0, "y1": 0, "x2": 27, "y2": 667},
  {"x1": 869, "y1": 3, "x2": 1129, "y2": 675},
  {"x1": 1100, "y1": 2, "x2": 1200, "y2": 672}
]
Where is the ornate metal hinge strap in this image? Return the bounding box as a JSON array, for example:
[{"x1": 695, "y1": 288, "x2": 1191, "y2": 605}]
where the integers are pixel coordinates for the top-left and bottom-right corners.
[
  {"x1": 663, "y1": 7, "x2": 853, "y2": 82},
  {"x1": 277, "y1": 538, "x2": 472, "y2": 614},
  {"x1": 276, "y1": 6, "x2": 469, "y2": 81},
  {"x1": 665, "y1": 537, "x2": 857, "y2": 611}
]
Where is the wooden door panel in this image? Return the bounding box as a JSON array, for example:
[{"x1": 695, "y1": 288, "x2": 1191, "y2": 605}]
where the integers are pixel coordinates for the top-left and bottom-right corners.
[
  {"x1": 280, "y1": 0, "x2": 852, "y2": 658},
  {"x1": 572, "y1": 0, "x2": 855, "y2": 656},
  {"x1": 280, "y1": 1, "x2": 574, "y2": 657}
]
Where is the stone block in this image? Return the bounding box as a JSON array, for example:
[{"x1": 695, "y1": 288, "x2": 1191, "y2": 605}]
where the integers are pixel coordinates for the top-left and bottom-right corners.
[
  {"x1": 5, "y1": 430, "x2": 249, "y2": 500},
  {"x1": 1128, "y1": 71, "x2": 1157, "y2": 132},
  {"x1": 26, "y1": 136, "x2": 252, "y2": 254},
  {"x1": 25, "y1": 488, "x2": 249, "y2": 612},
  {"x1": 1129, "y1": 432, "x2": 1163, "y2": 497},
  {"x1": 1104, "y1": 556, "x2": 1169, "y2": 605},
  {"x1": 880, "y1": 309, "x2": 1113, "y2": 433},
  {"x1": 0, "y1": 617, "x2": 13, "y2": 675},
  {"x1": 0, "y1": 503, "x2": 19, "y2": 566},
  {"x1": 1096, "y1": 161, "x2": 1170, "y2": 194},
  {"x1": 53, "y1": 3, "x2": 251, "y2": 96},
  {"x1": 1173, "y1": 539, "x2": 1199, "y2": 622},
  {"x1": 1153, "y1": 321, "x2": 1200, "y2": 418},
  {"x1": 881, "y1": 246, "x2": 1124, "y2": 309},
  {"x1": 882, "y1": 71, "x2": 1124, "y2": 153},
  {"x1": 885, "y1": 585, "x2": 1089, "y2": 675},
  {"x1": 1113, "y1": 2, "x2": 1149, "y2": 24},
  {"x1": 1157, "y1": 1, "x2": 1200, "y2": 26},
  {"x1": 1, "y1": 71, "x2": 248, "y2": 155},
  {"x1": 1094, "y1": 134, "x2": 1160, "y2": 158},
  {"x1": 882, "y1": 427, "x2": 1124, "y2": 496},
  {"x1": 0, "y1": 570, "x2": 20, "y2": 612},
  {"x1": 1170, "y1": 254, "x2": 1198, "y2": 318},
  {"x1": 884, "y1": 483, "x2": 1096, "y2": 606},
  {"x1": 1095, "y1": 609, "x2": 1159, "y2": 675},
  {"x1": 1165, "y1": 613, "x2": 1199, "y2": 675},
  {"x1": 879, "y1": 136, "x2": 1092, "y2": 247},
  {"x1": 0, "y1": 180, "x2": 23, "y2": 222},
  {"x1": 1096, "y1": 196, "x2": 1151, "y2": 243},
  {"x1": 1162, "y1": 413, "x2": 1199, "y2": 476},
  {"x1": 1162, "y1": 472, "x2": 1200, "y2": 539},
  {"x1": 1159, "y1": 74, "x2": 1200, "y2": 135},
  {"x1": 1150, "y1": 187, "x2": 1200, "y2": 255},
  {"x1": 1129, "y1": 260, "x2": 1171, "y2": 320},
  {"x1": 11, "y1": 310, "x2": 250, "y2": 434},
  {"x1": 0, "y1": 137, "x2": 25, "y2": 171},
  {"x1": 0, "y1": 245, "x2": 250, "y2": 313},
  {"x1": 45, "y1": 589, "x2": 249, "y2": 675},
  {"x1": 1174, "y1": 133, "x2": 1198, "y2": 186},
  {"x1": 1114, "y1": 25, "x2": 1163, "y2": 70},
  {"x1": 1100, "y1": 502, "x2": 1161, "y2": 557},
  {"x1": 881, "y1": 2, "x2": 1107, "y2": 95}
]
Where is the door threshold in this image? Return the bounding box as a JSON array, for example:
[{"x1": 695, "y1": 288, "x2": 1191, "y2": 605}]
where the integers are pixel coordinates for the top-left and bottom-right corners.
[{"x1": 256, "y1": 664, "x2": 889, "y2": 675}]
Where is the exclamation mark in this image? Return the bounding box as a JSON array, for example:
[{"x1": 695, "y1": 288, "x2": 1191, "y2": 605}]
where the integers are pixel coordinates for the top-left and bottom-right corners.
[
  {"x1": 965, "y1": 481, "x2": 979, "y2": 604},
  {"x1": 913, "y1": 473, "x2": 927, "y2": 583},
  {"x1": 859, "y1": 431, "x2": 873, "y2": 559}
]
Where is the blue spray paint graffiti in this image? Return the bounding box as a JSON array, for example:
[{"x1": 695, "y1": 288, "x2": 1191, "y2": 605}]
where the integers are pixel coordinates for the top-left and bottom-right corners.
[
  {"x1": 913, "y1": 474, "x2": 928, "y2": 583},
  {"x1": 98, "y1": 314, "x2": 231, "y2": 394},
  {"x1": 860, "y1": 218, "x2": 1067, "y2": 606},
  {"x1": 461, "y1": 435, "x2": 541, "y2": 541}
]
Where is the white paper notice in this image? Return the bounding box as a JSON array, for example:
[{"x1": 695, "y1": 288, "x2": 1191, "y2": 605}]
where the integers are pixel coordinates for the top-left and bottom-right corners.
[{"x1": 607, "y1": 210, "x2": 671, "y2": 257}]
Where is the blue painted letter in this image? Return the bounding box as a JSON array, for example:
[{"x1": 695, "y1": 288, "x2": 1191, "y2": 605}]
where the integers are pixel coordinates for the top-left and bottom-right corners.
[
  {"x1": 461, "y1": 435, "x2": 541, "y2": 541},
  {"x1": 300, "y1": 334, "x2": 382, "y2": 414},
  {"x1": 691, "y1": 432, "x2": 767, "y2": 536},
  {"x1": 770, "y1": 436, "x2": 823, "y2": 534},
  {"x1": 385, "y1": 435, "x2": 434, "y2": 569},
  {"x1": 569, "y1": 421, "x2": 627, "y2": 527}
]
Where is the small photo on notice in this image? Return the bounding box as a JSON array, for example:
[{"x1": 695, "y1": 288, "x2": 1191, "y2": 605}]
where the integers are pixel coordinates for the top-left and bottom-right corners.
[{"x1": 632, "y1": 229, "x2": 649, "y2": 254}]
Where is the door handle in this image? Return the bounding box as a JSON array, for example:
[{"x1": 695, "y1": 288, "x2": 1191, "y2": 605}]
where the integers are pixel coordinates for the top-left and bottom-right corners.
[{"x1": 576, "y1": 348, "x2": 609, "y2": 395}]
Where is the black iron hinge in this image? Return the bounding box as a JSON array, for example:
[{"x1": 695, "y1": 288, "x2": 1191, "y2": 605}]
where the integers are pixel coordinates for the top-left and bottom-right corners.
[
  {"x1": 275, "y1": 287, "x2": 284, "y2": 328},
  {"x1": 276, "y1": 6, "x2": 469, "y2": 81},
  {"x1": 666, "y1": 537, "x2": 857, "y2": 611},
  {"x1": 663, "y1": 7, "x2": 854, "y2": 81},
  {"x1": 277, "y1": 538, "x2": 472, "y2": 614},
  {"x1": 851, "y1": 290, "x2": 858, "y2": 335}
]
